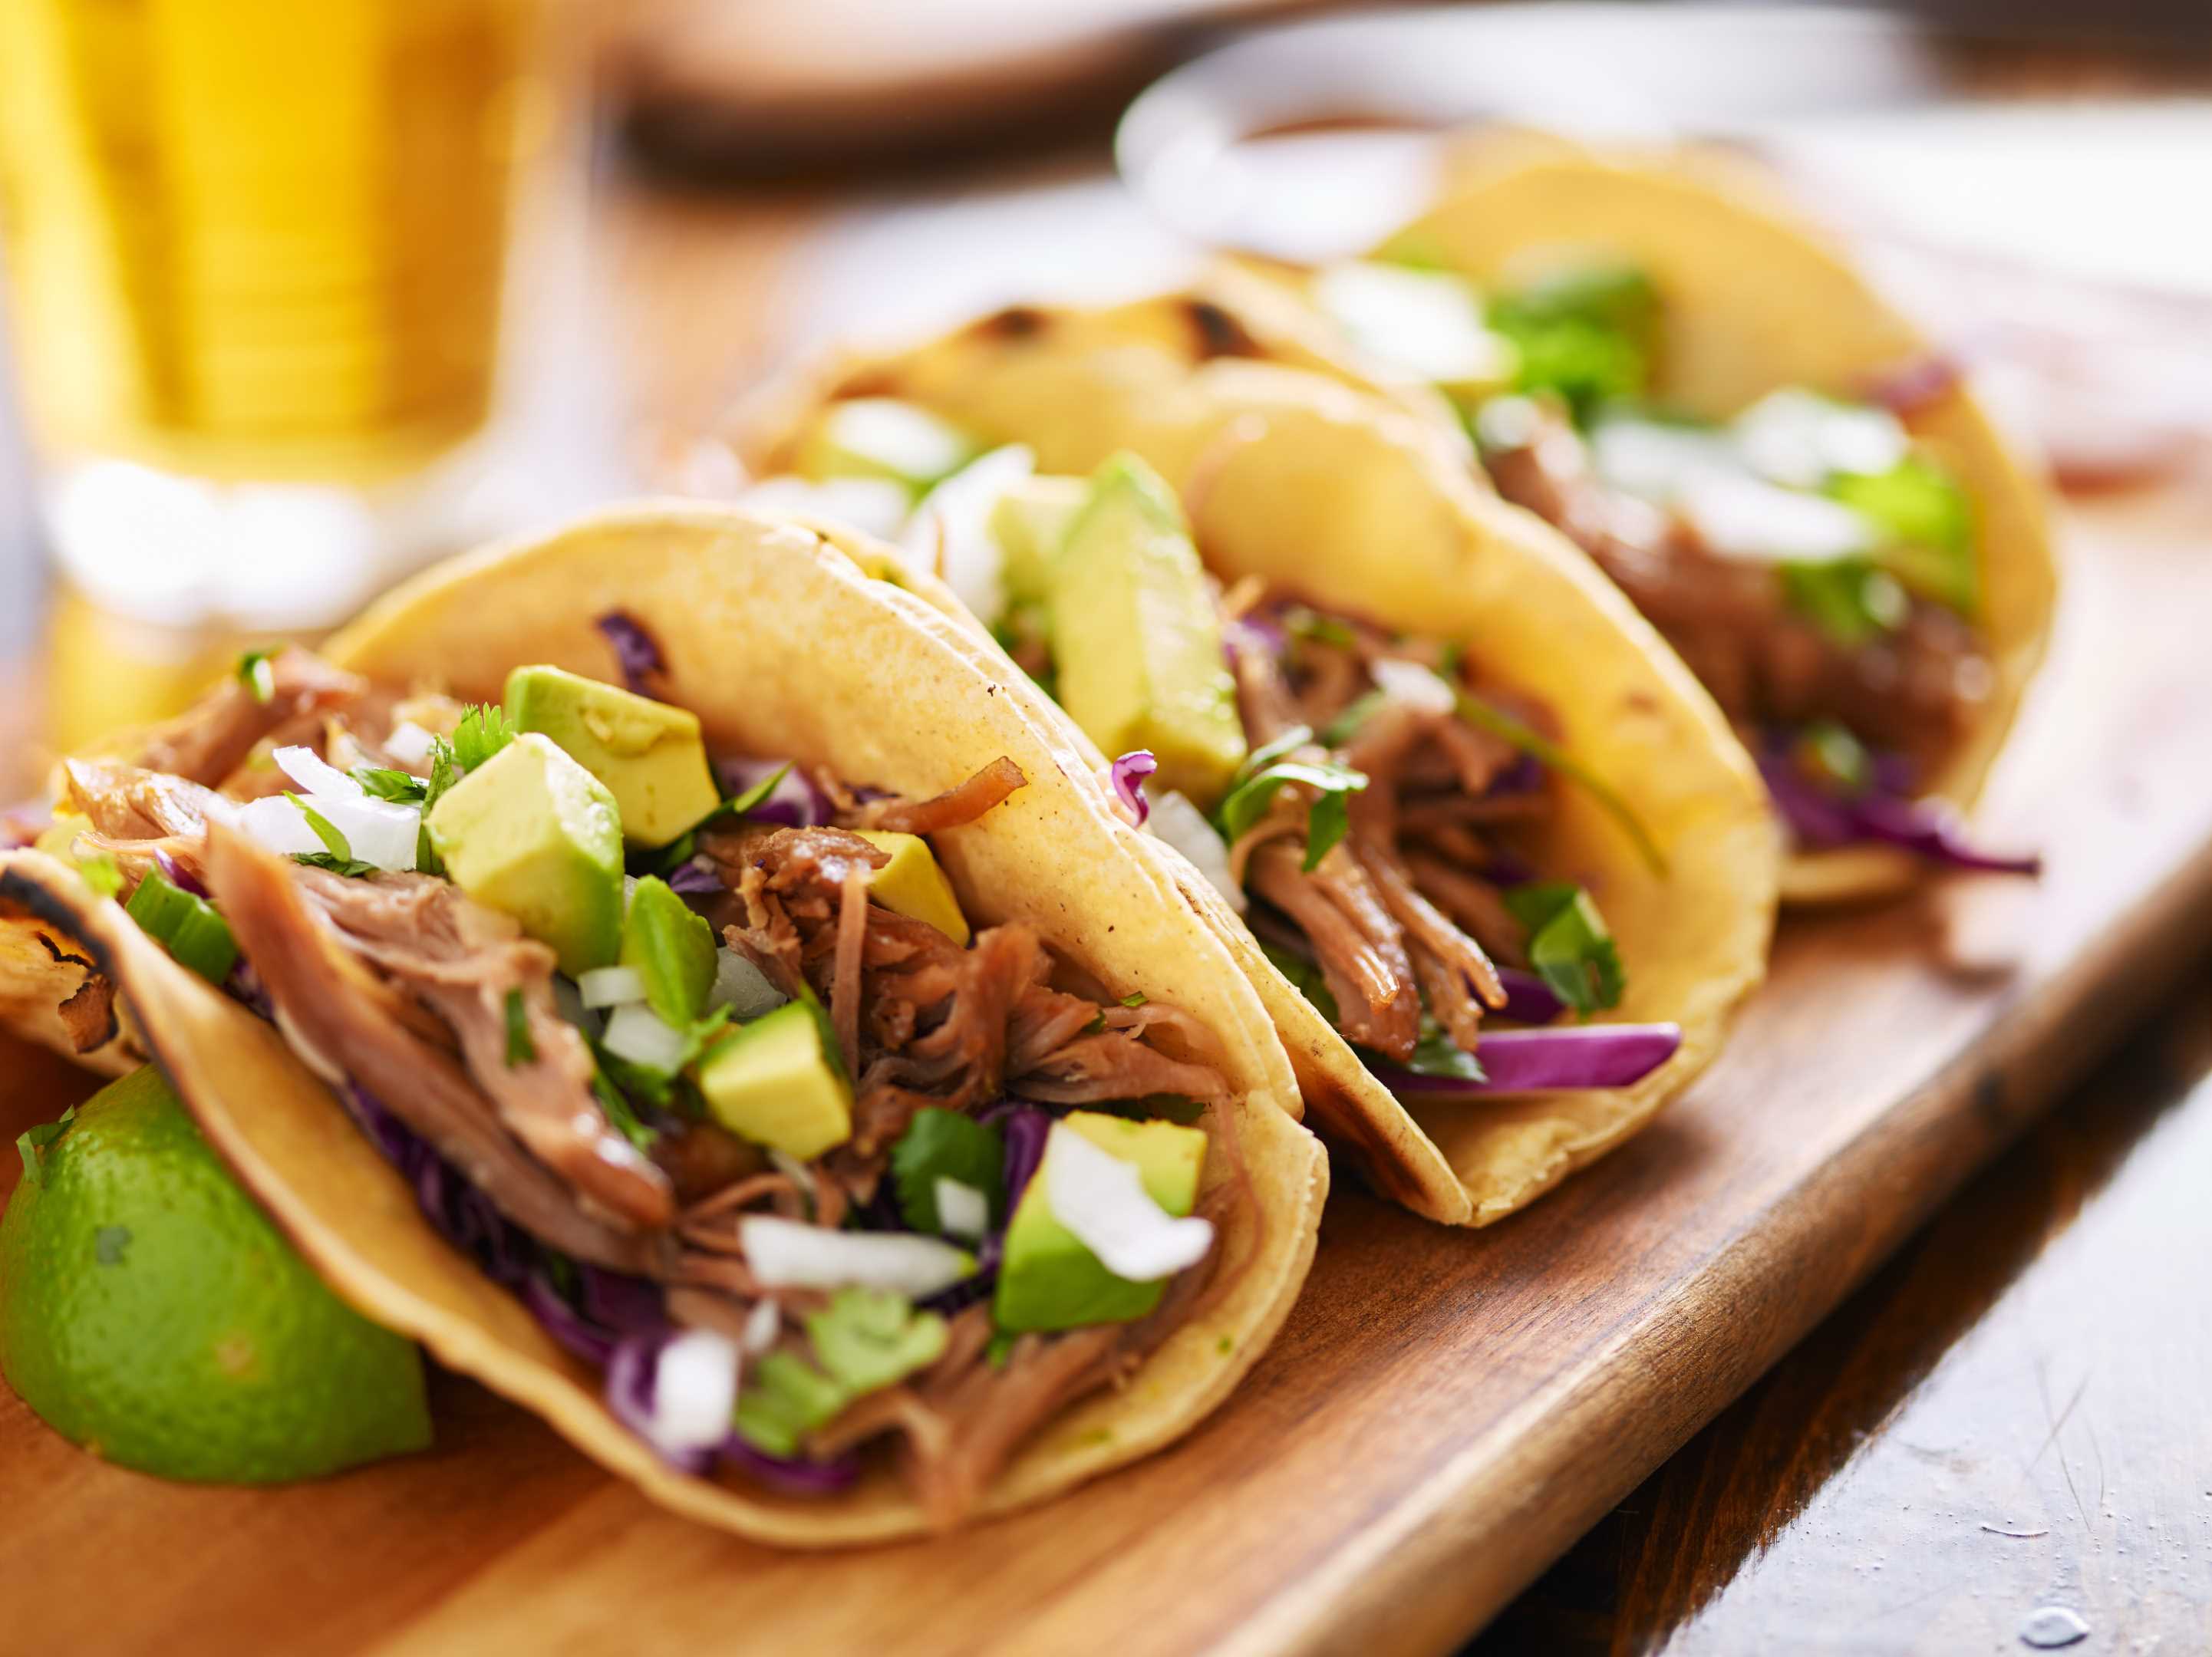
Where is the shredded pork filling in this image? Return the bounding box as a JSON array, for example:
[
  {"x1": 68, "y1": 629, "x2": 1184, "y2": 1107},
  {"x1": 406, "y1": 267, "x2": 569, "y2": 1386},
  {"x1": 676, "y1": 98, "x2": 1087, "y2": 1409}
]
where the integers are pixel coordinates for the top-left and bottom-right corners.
[
  {"x1": 1226, "y1": 591, "x2": 1546, "y2": 1064},
  {"x1": 1483, "y1": 401, "x2": 1986, "y2": 776},
  {"x1": 62, "y1": 659, "x2": 1239, "y2": 1520}
]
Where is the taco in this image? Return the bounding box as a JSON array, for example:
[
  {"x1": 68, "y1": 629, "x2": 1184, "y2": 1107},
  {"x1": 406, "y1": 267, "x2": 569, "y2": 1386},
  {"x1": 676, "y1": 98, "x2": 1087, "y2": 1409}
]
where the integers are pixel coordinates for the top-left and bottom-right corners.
[
  {"x1": 733, "y1": 301, "x2": 1777, "y2": 1226},
  {"x1": 0, "y1": 503, "x2": 1327, "y2": 1542},
  {"x1": 1274, "y1": 133, "x2": 2057, "y2": 902}
]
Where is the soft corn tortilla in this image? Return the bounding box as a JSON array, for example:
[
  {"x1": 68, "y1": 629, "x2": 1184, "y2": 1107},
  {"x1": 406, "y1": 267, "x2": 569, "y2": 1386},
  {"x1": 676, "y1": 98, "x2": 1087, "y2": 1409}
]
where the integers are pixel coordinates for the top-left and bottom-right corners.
[
  {"x1": 1256, "y1": 130, "x2": 2057, "y2": 904},
  {"x1": 743, "y1": 318, "x2": 1779, "y2": 1226},
  {"x1": 0, "y1": 503, "x2": 1327, "y2": 1544}
]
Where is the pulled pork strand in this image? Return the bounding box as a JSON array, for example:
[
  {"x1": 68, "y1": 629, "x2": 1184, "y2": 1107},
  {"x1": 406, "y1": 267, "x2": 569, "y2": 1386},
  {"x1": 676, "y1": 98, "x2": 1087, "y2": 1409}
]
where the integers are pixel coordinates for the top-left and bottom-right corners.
[{"x1": 131, "y1": 646, "x2": 366, "y2": 789}]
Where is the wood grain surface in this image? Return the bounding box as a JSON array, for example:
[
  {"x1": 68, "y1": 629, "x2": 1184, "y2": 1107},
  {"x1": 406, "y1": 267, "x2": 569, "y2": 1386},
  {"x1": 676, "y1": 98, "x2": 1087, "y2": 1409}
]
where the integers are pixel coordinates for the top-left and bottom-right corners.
[
  {"x1": 1475, "y1": 959, "x2": 2212, "y2": 1654},
  {"x1": 2, "y1": 472, "x2": 2209, "y2": 1655}
]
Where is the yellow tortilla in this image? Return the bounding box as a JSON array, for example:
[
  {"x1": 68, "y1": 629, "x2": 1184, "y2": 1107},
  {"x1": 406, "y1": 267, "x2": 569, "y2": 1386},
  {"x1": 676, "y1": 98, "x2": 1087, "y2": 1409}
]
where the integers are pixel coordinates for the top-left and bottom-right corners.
[
  {"x1": 1359, "y1": 133, "x2": 2056, "y2": 902},
  {"x1": 741, "y1": 314, "x2": 1779, "y2": 1226},
  {"x1": 0, "y1": 503, "x2": 1327, "y2": 1543}
]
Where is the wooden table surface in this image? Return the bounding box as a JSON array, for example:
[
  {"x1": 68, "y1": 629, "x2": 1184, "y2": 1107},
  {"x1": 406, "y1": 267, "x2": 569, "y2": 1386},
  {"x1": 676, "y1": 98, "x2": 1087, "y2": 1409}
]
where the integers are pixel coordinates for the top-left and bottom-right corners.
[{"x1": 7, "y1": 94, "x2": 2212, "y2": 1657}]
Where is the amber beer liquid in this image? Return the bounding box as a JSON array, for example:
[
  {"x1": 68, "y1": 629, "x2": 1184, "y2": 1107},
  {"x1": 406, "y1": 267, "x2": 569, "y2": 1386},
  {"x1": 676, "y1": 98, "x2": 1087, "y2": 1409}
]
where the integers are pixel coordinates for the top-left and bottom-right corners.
[{"x1": 0, "y1": 0, "x2": 539, "y2": 483}]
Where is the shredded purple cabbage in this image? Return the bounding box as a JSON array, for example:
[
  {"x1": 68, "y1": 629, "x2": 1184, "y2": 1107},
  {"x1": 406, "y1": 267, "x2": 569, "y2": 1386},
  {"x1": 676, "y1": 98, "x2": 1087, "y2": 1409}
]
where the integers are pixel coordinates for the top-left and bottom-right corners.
[
  {"x1": 154, "y1": 847, "x2": 209, "y2": 898},
  {"x1": 1758, "y1": 750, "x2": 2039, "y2": 875},
  {"x1": 1494, "y1": 968, "x2": 1565, "y2": 1026},
  {"x1": 720, "y1": 1434, "x2": 861, "y2": 1494},
  {"x1": 1366, "y1": 1023, "x2": 1682, "y2": 1094},
  {"x1": 1109, "y1": 750, "x2": 1157, "y2": 827},
  {"x1": 993, "y1": 1104, "x2": 1053, "y2": 1210},
  {"x1": 594, "y1": 610, "x2": 666, "y2": 695},
  {"x1": 1222, "y1": 615, "x2": 1287, "y2": 664},
  {"x1": 665, "y1": 858, "x2": 725, "y2": 898},
  {"x1": 718, "y1": 757, "x2": 832, "y2": 829},
  {"x1": 607, "y1": 1329, "x2": 861, "y2": 1487}
]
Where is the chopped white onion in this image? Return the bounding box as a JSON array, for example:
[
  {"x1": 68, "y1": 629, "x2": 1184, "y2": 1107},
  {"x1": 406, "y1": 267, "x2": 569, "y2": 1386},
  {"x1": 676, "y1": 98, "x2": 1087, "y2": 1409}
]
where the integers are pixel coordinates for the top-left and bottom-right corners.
[
  {"x1": 901, "y1": 443, "x2": 1033, "y2": 624},
  {"x1": 935, "y1": 1177, "x2": 991, "y2": 1242},
  {"x1": 234, "y1": 792, "x2": 418, "y2": 872},
  {"x1": 1734, "y1": 388, "x2": 1907, "y2": 489},
  {"x1": 1679, "y1": 473, "x2": 1877, "y2": 565},
  {"x1": 740, "y1": 476, "x2": 914, "y2": 544},
  {"x1": 1371, "y1": 657, "x2": 1457, "y2": 715},
  {"x1": 646, "y1": 1329, "x2": 741, "y2": 1455},
  {"x1": 579, "y1": 965, "x2": 648, "y2": 1010},
  {"x1": 739, "y1": 1215, "x2": 975, "y2": 1298},
  {"x1": 1145, "y1": 789, "x2": 1245, "y2": 913},
  {"x1": 1043, "y1": 1124, "x2": 1215, "y2": 1283},
  {"x1": 1590, "y1": 417, "x2": 1742, "y2": 502},
  {"x1": 1313, "y1": 261, "x2": 1509, "y2": 387},
  {"x1": 601, "y1": 1003, "x2": 690, "y2": 1073},
  {"x1": 709, "y1": 947, "x2": 790, "y2": 1019},
  {"x1": 741, "y1": 1297, "x2": 781, "y2": 1357},
  {"x1": 272, "y1": 744, "x2": 363, "y2": 799},
  {"x1": 822, "y1": 399, "x2": 974, "y2": 489},
  {"x1": 384, "y1": 720, "x2": 437, "y2": 767}
]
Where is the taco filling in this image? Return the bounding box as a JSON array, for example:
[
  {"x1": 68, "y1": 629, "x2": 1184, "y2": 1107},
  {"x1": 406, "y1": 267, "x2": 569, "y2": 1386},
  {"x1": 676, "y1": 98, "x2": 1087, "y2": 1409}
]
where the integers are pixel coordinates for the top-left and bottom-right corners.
[
  {"x1": 32, "y1": 632, "x2": 1253, "y2": 1527},
  {"x1": 768, "y1": 432, "x2": 1682, "y2": 1098},
  {"x1": 1307, "y1": 257, "x2": 2036, "y2": 874}
]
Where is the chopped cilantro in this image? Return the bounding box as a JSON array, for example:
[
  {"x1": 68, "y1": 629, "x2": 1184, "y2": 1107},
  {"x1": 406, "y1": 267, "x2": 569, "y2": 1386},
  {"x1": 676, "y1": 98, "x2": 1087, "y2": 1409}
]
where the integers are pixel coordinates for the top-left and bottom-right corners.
[
  {"x1": 889, "y1": 1108, "x2": 1005, "y2": 1234},
  {"x1": 15, "y1": 1108, "x2": 75, "y2": 1188},
  {"x1": 1780, "y1": 558, "x2": 1909, "y2": 649},
  {"x1": 503, "y1": 988, "x2": 536, "y2": 1067},
  {"x1": 1211, "y1": 724, "x2": 1368, "y2": 872},
  {"x1": 285, "y1": 795, "x2": 375, "y2": 877},
  {"x1": 1503, "y1": 881, "x2": 1625, "y2": 1015},
  {"x1": 1453, "y1": 693, "x2": 1666, "y2": 877},
  {"x1": 351, "y1": 766, "x2": 427, "y2": 803},
  {"x1": 806, "y1": 1288, "x2": 948, "y2": 1395},
  {"x1": 1358, "y1": 1013, "x2": 1486, "y2": 1083},
  {"x1": 1119, "y1": 991, "x2": 1148, "y2": 1009},
  {"x1": 450, "y1": 704, "x2": 516, "y2": 772},
  {"x1": 236, "y1": 649, "x2": 276, "y2": 704},
  {"x1": 589, "y1": 1067, "x2": 660, "y2": 1151}
]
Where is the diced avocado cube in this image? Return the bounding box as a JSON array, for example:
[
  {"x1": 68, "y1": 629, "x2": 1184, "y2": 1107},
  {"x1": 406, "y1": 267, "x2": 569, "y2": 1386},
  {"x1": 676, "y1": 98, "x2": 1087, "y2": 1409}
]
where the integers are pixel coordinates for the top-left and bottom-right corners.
[
  {"x1": 992, "y1": 1111, "x2": 1208, "y2": 1335},
  {"x1": 849, "y1": 830, "x2": 969, "y2": 945},
  {"x1": 793, "y1": 398, "x2": 980, "y2": 496},
  {"x1": 730, "y1": 1349, "x2": 849, "y2": 1458},
  {"x1": 505, "y1": 665, "x2": 719, "y2": 850},
  {"x1": 989, "y1": 473, "x2": 1090, "y2": 612},
  {"x1": 1048, "y1": 454, "x2": 1248, "y2": 809},
  {"x1": 696, "y1": 1000, "x2": 852, "y2": 1161},
  {"x1": 32, "y1": 812, "x2": 91, "y2": 865},
  {"x1": 426, "y1": 733, "x2": 624, "y2": 977},
  {"x1": 621, "y1": 875, "x2": 717, "y2": 1025}
]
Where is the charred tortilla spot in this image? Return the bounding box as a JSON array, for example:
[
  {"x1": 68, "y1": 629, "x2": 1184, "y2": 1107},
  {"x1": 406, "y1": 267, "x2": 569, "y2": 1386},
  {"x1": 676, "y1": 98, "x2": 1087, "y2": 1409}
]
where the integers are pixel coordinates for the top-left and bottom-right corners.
[
  {"x1": 1186, "y1": 299, "x2": 1260, "y2": 361},
  {"x1": 57, "y1": 974, "x2": 120, "y2": 1054},
  {"x1": 974, "y1": 305, "x2": 1047, "y2": 343},
  {"x1": 33, "y1": 931, "x2": 98, "y2": 976}
]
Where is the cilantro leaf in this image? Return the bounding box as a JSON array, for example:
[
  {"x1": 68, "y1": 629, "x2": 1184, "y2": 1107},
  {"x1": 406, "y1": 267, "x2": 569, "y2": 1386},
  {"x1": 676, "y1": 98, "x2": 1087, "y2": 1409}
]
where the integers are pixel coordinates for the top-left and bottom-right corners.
[
  {"x1": 1502, "y1": 881, "x2": 1625, "y2": 1014},
  {"x1": 888, "y1": 1109, "x2": 1005, "y2": 1234},
  {"x1": 285, "y1": 795, "x2": 375, "y2": 877},
  {"x1": 351, "y1": 766, "x2": 427, "y2": 803},
  {"x1": 16, "y1": 1107, "x2": 76, "y2": 1188},
  {"x1": 806, "y1": 1288, "x2": 948, "y2": 1395},
  {"x1": 236, "y1": 649, "x2": 276, "y2": 704},
  {"x1": 590, "y1": 1067, "x2": 659, "y2": 1151},
  {"x1": 644, "y1": 762, "x2": 794, "y2": 877},
  {"x1": 450, "y1": 704, "x2": 516, "y2": 772},
  {"x1": 503, "y1": 987, "x2": 536, "y2": 1067},
  {"x1": 1780, "y1": 558, "x2": 1908, "y2": 650},
  {"x1": 1453, "y1": 693, "x2": 1666, "y2": 877},
  {"x1": 1212, "y1": 724, "x2": 1368, "y2": 867}
]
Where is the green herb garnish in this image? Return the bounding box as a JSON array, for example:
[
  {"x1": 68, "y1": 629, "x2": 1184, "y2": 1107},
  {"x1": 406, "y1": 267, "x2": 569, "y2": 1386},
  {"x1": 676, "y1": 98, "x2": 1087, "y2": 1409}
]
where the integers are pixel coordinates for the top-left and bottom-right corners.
[
  {"x1": 1212, "y1": 725, "x2": 1368, "y2": 873},
  {"x1": 125, "y1": 867, "x2": 239, "y2": 984},
  {"x1": 503, "y1": 987, "x2": 536, "y2": 1067},
  {"x1": 285, "y1": 795, "x2": 375, "y2": 877},
  {"x1": 1780, "y1": 558, "x2": 1909, "y2": 649},
  {"x1": 1503, "y1": 881, "x2": 1624, "y2": 1015},
  {"x1": 1452, "y1": 693, "x2": 1666, "y2": 877},
  {"x1": 889, "y1": 1108, "x2": 1006, "y2": 1235},
  {"x1": 236, "y1": 649, "x2": 276, "y2": 704}
]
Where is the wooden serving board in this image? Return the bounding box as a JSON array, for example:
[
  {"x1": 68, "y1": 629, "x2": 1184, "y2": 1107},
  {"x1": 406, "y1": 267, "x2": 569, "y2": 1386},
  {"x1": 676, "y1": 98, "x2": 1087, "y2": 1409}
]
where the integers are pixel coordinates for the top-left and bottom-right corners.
[{"x1": 4, "y1": 478, "x2": 2210, "y2": 1653}]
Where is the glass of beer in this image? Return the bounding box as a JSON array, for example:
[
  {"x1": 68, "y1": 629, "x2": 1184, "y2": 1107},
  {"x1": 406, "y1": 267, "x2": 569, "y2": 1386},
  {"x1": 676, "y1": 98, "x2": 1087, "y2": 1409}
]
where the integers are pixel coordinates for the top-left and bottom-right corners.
[{"x1": 0, "y1": 0, "x2": 555, "y2": 746}]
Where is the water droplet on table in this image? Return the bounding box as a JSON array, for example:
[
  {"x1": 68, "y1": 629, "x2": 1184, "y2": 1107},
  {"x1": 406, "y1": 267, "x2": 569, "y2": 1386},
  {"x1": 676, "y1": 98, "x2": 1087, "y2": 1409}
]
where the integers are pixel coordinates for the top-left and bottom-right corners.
[{"x1": 2020, "y1": 1606, "x2": 2090, "y2": 1648}]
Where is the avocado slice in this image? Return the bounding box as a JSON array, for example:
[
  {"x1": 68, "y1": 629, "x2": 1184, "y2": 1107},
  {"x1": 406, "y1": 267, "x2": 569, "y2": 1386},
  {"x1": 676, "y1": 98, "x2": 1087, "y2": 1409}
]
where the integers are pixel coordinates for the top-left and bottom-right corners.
[
  {"x1": 793, "y1": 398, "x2": 980, "y2": 496},
  {"x1": 1047, "y1": 455, "x2": 1248, "y2": 808},
  {"x1": 621, "y1": 875, "x2": 717, "y2": 1025},
  {"x1": 992, "y1": 1110, "x2": 1208, "y2": 1334},
  {"x1": 850, "y1": 830, "x2": 969, "y2": 945},
  {"x1": 505, "y1": 665, "x2": 720, "y2": 850},
  {"x1": 696, "y1": 1000, "x2": 852, "y2": 1161},
  {"x1": 425, "y1": 733, "x2": 625, "y2": 977},
  {"x1": 989, "y1": 473, "x2": 1089, "y2": 614}
]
